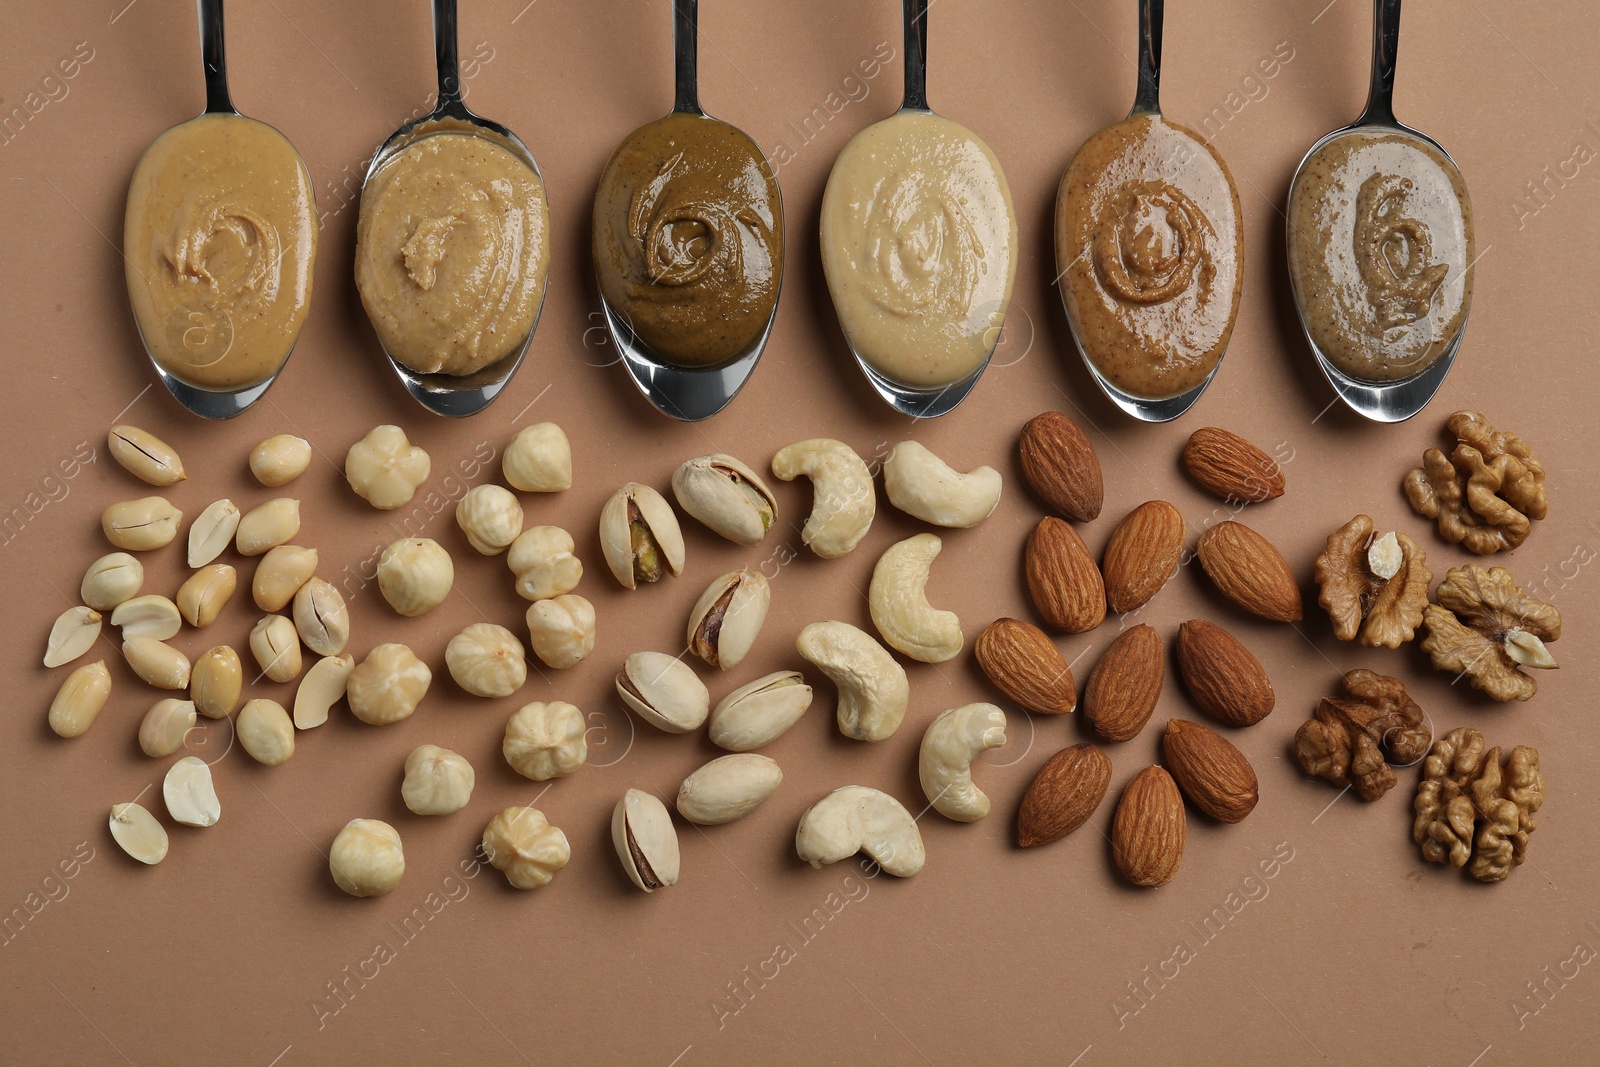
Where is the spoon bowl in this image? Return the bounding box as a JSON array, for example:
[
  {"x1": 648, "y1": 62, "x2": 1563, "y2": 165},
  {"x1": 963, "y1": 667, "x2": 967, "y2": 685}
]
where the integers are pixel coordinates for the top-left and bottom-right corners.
[
  {"x1": 1285, "y1": 0, "x2": 1470, "y2": 423},
  {"x1": 360, "y1": 0, "x2": 546, "y2": 418},
  {"x1": 594, "y1": 0, "x2": 782, "y2": 423}
]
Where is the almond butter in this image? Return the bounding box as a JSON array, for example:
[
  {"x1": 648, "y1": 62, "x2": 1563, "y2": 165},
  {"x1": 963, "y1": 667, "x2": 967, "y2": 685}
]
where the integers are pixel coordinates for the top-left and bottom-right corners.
[
  {"x1": 1182, "y1": 427, "x2": 1286, "y2": 503},
  {"x1": 1025, "y1": 517, "x2": 1106, "y2": 634},
  {"x1": 1162, "y1": 719, "x2": 1259, "y2": 823},
  {"x1": 1102, "y1": 500, "x2": 1185, "y2": 614},
  {"x1": 1111, "y1": 766, "x2": 1185, "y2": 887},
  {"x1": 1175, "y1": 619, "x2": 1276, "y2": 727},
  {"x1": 1082, "y1": 624, "x2": 1163, "y2": 742},
  {"x1": 1018, "y1": 411, "x2": 1103, "y2": 522},
  {"x1": 973, "y1": 618, "x2": 1076, "y2": 715},
  {"x1": 1195, "y1": 520, "x2": 1303, "y2": 622},
  {"x1": 1016, "y1": 744, "x2": 1112, "y2": 847}
]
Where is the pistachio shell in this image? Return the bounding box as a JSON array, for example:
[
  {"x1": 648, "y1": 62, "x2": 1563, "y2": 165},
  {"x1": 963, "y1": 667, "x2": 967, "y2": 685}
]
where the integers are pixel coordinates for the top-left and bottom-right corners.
[
  {"x1": 671, "y1": 453, "x2": 778, "y2": 546},
  {"x1": 615, "y1": 651, "x2": 710, "y2": 733},
  {"x1": 599, "y1": 483, "x2": 685, "y2": 589},
  {"x1": 611, "y1": 789, "x2": 680, "y2": 892},
  {"x1": 709, "y1": 671, "x2": 814, "y2": 751},
  {"x1": 686, "y1": 568, "x2": 770, "y2": 669}
]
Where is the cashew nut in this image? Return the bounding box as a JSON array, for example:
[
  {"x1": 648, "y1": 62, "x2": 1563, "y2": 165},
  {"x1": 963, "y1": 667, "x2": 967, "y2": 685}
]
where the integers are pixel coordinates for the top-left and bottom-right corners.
[
  {"x1": 795, "y1": 621, "x2": 909, "y2": 741},
  {"x1": 918, "y1": 703, "x2": 1007, "y2": 822},
  {"x1": 868, "y1": 533, "x2": 962, "y2": 663},
  {"x1": 794, "y1": 786, "x2": 925, "y2": 877},
  {"x1": 770, "y1": 439, "x2": 874, "y2": 559},
  {"x1": 882, "y1": 440, "x2": 1002, "y2": 528}
]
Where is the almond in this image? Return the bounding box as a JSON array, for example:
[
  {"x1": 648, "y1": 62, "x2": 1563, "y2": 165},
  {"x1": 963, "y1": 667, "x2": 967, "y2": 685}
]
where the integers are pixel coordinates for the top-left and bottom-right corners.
[
  {"x1": 1162, "y1": 719, "x2": 1259, "y2": 823},
  {"x1": 1082, "y1": 624, "x2": 1163, "y2": 743},
  {"x1": 974, "y1": 618, "x2": 1076, "y2": 715},
  {"x1": 1019, "y1": 412, "x2": 1103, "y2": 522},
  {"x1": 1111, "y1": 766, "x2": 1185, "y2": 887},
  {"x1": 1102, "y1": 500, "x2": 1185, "y2": 613},
  {"x1": 1182, "y1": 427, "x2": 1286, "y2": 503},
  {"x1": 1016, "y1": 744, "x2": 1112, "y2": 847},
  {"x1": 1195, "y1": 521, "x2": 1303, "y2": 622},
  {"x1": 1025, "y1": 517, "x2": 1106, "y2": 634},
  {"x1": 1175, "y1": 619, "x2": 1276, "y2": 726}
]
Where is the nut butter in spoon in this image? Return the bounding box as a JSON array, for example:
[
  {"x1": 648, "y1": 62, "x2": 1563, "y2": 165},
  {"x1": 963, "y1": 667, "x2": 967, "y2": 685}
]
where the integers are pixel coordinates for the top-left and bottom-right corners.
[
  {"x1": 819, "y1": 0, "x2": 1018, "y2": 418},
  {"x1": 591, "y1": 0, "x2": 784, "y2": 421},
  {"x1": 1055, "y1": 0, "x2": 1243, "y2": 422},
  {"x1": 1286, "y1": 0, "x2": 1473, "y2": 422},
  {"x1": 123, "y1": 0, "x2": 316, "y2": 419}
]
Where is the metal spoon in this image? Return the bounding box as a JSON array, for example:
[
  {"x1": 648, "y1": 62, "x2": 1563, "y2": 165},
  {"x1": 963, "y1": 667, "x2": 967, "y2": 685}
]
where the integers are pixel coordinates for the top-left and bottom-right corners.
[
  {"x1": 824, "y1": 0, "x2": 1008, "y2": 419},
  {"x1": 1055, "y1": 0, "x2": 1240, "y2": 423},
  {"x1": 135, "y1": 0, "x2": 314, "y2": 420},
  {"x1": 1286, "y1": 0, "x2": 1470, "y2": 423},
  {"x1": 596, "y1": 0, "x2": 783, "y2": 423},
  {"x1": 361, "y1": 0, "x2": 546, "y2": 418}
]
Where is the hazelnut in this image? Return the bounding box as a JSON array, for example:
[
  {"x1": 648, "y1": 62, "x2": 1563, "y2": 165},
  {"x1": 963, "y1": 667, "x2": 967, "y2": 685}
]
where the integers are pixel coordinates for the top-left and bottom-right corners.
[
  {"x1": 347, "y1": 644, "x2": 432, "y2": 725},
  {"x1": 481, "y1": 807, "x2": 570, "y2": 889},
  {"x1": 345, "y1": 425, "x2": 430, "y2": 510},
  {"x1": 377, "y1": 538, "x2": 454, "y2": 617},
  {"x1": 402, "y1": 745, "x2": 475, "y2": 815},
  {"x1": 329, "y1": 818, "x2": 405, "y2": 897},
  {"x1": 525, "y1": 594, "x2": 596, "y2": 670},
  {"x1": 506, "y1": 525, "x2": 582, "y2": 601},
  {"x1": 503, "y1": 700, "x2": 587, "y2": 781},
  {"x1": 445, "y1": 623, "x2": 527, "y2": 698},
  {"x1": 456, "y1": 484, "x2": 524, "y2": 556},
  {"x1": 502, "y1": 423, "x2": 571, "y2": 493}
]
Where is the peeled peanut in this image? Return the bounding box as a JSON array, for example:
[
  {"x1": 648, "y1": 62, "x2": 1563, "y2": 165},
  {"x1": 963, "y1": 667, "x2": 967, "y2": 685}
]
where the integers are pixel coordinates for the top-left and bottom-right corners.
[
  {"x1": 139, "y1": 698, "x2": 197, "y2": 757},
  {"x1": 48, "y1": 661, "x2": 111, "y2": 738},
  {"x1": 190, "y1": 646, "x2": 242, "y2": 719},
  {"x1": 249, "y1": 615, "x2": 301, "y2": 683},
  {"x1": 252, "y1": 545, "x2": 318, "y2": 611},
  {"x1": 108, "y1": 425, "x2": 186, "y2": 486},
  {"x1": 249, "y1": 434, "x2": 312, "y2": 487},
  {"x1": 123, "y1": 637, "x2": 191, "y2": 689},
  {"x1": 235, "y1": 498, "x2": 300, "y2": 556},
  {"x1": 237, "y1": 698, "x2": 295, "y2": 766},
  {"x1": 176, "y1": 564, "x2": 237, "y2": 627},
  {"x1": 80, "y1": 553, "x2": 144, "y2": 611}
]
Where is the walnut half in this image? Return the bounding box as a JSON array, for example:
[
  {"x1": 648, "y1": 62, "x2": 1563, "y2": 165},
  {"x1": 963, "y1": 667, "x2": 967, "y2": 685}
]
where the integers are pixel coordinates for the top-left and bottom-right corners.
[
  {"x1": 1293, "y1": 669, "x2": 1431, "y2": 801},
  {"x1": 1420, "y1": 565, "x2": 1561, "y2": 702},
  {"x1": 1412, "y1": 727, "x2": 1544, "y2": 883},
  {"x1": 1403, "y1": 410, "x2": 1547, "y2": 555},
  {"x1": 1314, "y1": 514, "x2": 1432, "y2": 648}
]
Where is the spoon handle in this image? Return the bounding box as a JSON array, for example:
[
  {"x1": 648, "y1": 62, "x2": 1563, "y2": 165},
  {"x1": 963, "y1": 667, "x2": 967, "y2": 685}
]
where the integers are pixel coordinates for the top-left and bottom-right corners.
[
  {"x1": 901, "y1": 0, "x2": 929, "y2": 111},
  {"x1": 672, "y1": 0, "x2": 700, "y2": 113},
  {"x1": 196, "y1": 0, "x2": 233, "y2": 114},
  {"x1": 1360, "y1": 0, "x2": 1401, "y2": 125},
  {"x1": 433, "y1": 0, "x2": 464, "y2": 111},
  {"x1": 1130, "y1": 0, "x2": 1163, "y2": 116}
]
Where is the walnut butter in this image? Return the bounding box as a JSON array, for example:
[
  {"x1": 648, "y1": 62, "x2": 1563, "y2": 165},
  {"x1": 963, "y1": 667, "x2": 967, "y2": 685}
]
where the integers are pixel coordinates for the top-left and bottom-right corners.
[
  {"x1": 123, "y1": 114, "x2": 316, "y2": 390},
  {"x1": 592, "y1": 112, "x2": 782, "y2": 368},
  {"x1": 355, "y1": 127, "x2": 550, "y2": 376},
  {"x1": 1056, "y1": 116, "x2": 1242, "y2": 401},
  {"x1": 820, "y1": 111, "x2": 1017, "y2": 389},
  {"x1": 1287, "y1": 129, "x2": 1473, "y2": 383}
]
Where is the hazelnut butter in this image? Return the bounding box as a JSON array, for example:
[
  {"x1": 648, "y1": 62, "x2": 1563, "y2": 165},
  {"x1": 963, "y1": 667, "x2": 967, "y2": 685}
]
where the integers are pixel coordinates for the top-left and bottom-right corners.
[
  {"x1": 123, "y1": 114, "x2": 316, "y2": 390},
  {"x1": 820, "y1": 111, "x2": 1017, "y2": 389},
  {"x1": 355, "y1": 127, "x2": 550, "y2": 377},
  {"x1": 1056, "y1": 115, "x2": 1242, "y2": 401},
  {"x1": 593, "y1": 112, "x2": 783, "y2": 368},
  {"x1": 1287, "y1": 129, "x2": 1473, "y2": 383}
]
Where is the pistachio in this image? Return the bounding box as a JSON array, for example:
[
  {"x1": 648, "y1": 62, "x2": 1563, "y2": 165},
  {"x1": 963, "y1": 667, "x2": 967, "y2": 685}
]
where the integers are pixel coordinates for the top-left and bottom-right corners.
[
  {"x1": 176, "y1": 564, "x2": 237, "y2": 628},
  {"x1": 237, "y1": 698, "x2": 295, "y2": 765},
  {"x1": 671, "y1": 453, "x2": 778, "y2": 546},
  {"x1": 599, "y1": 482, "x2": 685, "y2": 589},
  {"x1": 44, "y1": 606, "x2": 102, "y2": 668},
  {"x1": 676, "y1": 754, "x2": 784, "y2": 825},
  {"x1": 249, "y1": 615, "x2": 302, "y2": 683},
  {"x1": 686, "y1": 568, "x2": 770, "y2": 669},
  {"x1": 252, "y1": 544, "x2": 318, "y2": 611},
  {"x1": 611, "y1": 789, "x2": 680, "y2": 892},
  {"x1": 378, "y1": 537, "x2": 454, "y2": 617},
  {"x1": 187, "y1": 499, "x2": 241, "y2": 567},
  {"x1": 708, "y1": 670, "x2": 813, "y2": 751},
  {"x1": 293, "y1": 653, "x2": 355, "y2": 729},
  {"x1": 235, "y1": 498, "x2": 300, "y2": 556},
  {"x1": 446, "y1": 623, "x2": 527, "y2": 698},
  {"x1": 108, "y1": 424, "x2": 186, "y2": 486},
  {"x1": 525, "y1": 594, "x2": 596, "y2": 670},
  {"x1": 124, "y1": 637, "x2": 191, "y2": 689},
  {"x1": 506, "y1": 525, "x2": 583, "y2": 601},
  {"x1": 80, "y1": 552, "x2": 144, "y2": 611},
  {"x1": 502, "y1": 423, "x2": 572, "y2": 493},
  {"x1": 402, "y1": 745, "x2": 475, "y2": 815},
  {"x1": 347, "y1": 644, "x2": 431, "y2": 725},
  {"x1": 456, "y1": 484, "x2": 524, "y2": 555},
  {"x1": 103, "y1": 496, "x2": 182, "y2": 551},
  {"x1": 346, "y1": 425, "x2": 431, "y2": 510},
  {"x1": 615, "y1": 651, "x2": 710, "y2": 733},
  {"x1": 139, "y1": 697, "x2": 197, "y2": 757},
  {"x1": 109, "y1": 803, "x2": 168, "y2": 865},
  {"x1": 292, "y1": 578, "x2": 350, "y2": 656},
  {"x1": 249, "y1": 434, "x2": 312, "y2": 487},
  {"x1": 190, "y1": 646, "x2": 242, "y2": 719},
  {"x1": 163, "y1": 756, "x2": 220, "y2": 827},
  {"x1": 110, "y1": 594, "x2": 182, "y2": 641},
  {"x1": 48, "y1": 660, "x2": 112, "y2": 738}
]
